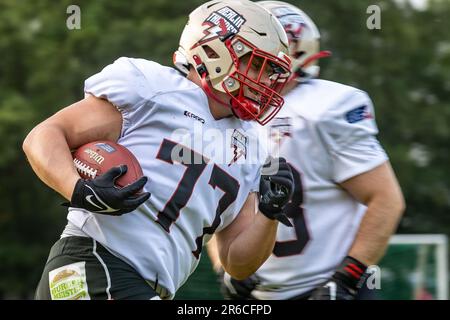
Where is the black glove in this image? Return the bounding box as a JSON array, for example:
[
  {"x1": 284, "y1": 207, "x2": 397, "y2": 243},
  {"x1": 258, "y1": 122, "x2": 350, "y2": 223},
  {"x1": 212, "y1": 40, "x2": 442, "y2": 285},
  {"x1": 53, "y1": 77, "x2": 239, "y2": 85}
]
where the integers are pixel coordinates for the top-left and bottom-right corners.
[
  {"x1": 258, "y1": 157, "x2": 294, "y2": 227},
  {"x1": 67, "y1": 165, "x2": 150, "y2": 216},
  {"x1": 309, "y1": 256, "x2": 368, "y2": 300},
  {"x1": 218, "y1": 268, "x2": 258, "y2": 300}
]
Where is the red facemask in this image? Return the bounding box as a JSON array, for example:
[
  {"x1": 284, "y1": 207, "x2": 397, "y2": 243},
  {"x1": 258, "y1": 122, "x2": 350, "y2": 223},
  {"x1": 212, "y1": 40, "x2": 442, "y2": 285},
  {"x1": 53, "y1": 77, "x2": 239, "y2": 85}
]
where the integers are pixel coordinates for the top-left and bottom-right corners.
[{"x1": 197, "y1": 37, "x2": 291, "y2": 125}]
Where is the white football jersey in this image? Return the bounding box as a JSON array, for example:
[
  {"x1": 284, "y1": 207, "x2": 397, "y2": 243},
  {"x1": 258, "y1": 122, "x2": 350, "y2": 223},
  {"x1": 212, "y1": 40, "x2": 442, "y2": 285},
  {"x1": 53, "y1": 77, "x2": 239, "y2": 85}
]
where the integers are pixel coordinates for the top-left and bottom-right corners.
[
  {"x1": 66, "y1": 57, "x2": 266, "y2": 299},
  {"x1": 250, "y1": 79, "x2": 388, "y2": 299}
]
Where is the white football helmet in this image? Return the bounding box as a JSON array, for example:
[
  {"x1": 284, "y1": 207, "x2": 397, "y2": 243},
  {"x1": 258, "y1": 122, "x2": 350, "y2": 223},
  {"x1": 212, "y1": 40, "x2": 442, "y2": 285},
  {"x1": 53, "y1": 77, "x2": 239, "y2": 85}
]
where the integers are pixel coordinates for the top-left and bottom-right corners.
[
  {"x1": 174, "y1": 0, "x2": 292, "y2": 125},
  {"x1": 258, "y1": 1, "x2": 331, "y2": 82}
]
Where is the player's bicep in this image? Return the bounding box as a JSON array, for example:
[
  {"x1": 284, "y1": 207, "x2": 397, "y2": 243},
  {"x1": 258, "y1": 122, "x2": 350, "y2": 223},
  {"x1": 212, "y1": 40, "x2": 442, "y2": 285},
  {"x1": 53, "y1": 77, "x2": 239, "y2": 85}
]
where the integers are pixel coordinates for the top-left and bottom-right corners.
[
  {"x1": 331, "y1": 135, "x2": 388, "y2": 183},
  {"x1": 340, "y1": 161, "x2": 402, "y2": 206},
  {"x1": 41, "y1": 95, "x2": 122, "y2": 149}
]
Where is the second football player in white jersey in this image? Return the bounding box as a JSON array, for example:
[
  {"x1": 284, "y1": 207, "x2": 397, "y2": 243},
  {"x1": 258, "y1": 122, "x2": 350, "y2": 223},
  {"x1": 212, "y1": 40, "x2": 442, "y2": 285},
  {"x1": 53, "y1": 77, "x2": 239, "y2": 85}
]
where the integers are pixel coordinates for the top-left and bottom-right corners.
[{"x1": 209, "y1": 1, "x2": 405, "y2": 300}]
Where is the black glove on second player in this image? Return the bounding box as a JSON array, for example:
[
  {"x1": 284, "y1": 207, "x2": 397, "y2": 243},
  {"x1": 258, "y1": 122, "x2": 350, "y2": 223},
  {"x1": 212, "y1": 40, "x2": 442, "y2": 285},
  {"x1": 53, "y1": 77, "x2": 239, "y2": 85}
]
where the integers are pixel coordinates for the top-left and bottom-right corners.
[
  {"x1": 309, "y1": 256, "x2": 368, "y2": 300},
  {"x1": 258, "y1": 157, "x2": 294, "y2": 226},
  {"x1": 68, "y1": 165, "x2": 150, "y2": 216}
]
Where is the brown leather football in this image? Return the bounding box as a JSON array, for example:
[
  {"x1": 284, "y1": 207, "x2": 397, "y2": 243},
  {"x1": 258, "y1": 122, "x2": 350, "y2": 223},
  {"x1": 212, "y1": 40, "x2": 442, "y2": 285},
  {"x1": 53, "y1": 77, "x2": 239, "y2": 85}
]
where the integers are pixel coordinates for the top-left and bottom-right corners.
[{"x1": 72, "y1": 141, "x2": 143, "y2": 188}]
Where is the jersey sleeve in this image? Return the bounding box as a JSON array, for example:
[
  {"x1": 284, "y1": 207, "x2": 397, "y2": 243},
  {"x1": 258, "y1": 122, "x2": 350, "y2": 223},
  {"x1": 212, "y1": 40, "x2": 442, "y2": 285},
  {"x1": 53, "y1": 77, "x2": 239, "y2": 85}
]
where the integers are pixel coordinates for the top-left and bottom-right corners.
[
  {"x1": 250, "y1": 167, "x2": 262, "y2": 193},
  {"x1": 250, "y1": 146, "x2": 267, "y2": 193},
  {"x1": 84, "y1": 57, "x2": 154, "y2": 136},
  {"x1": 318, "y1": 90, "x2": 388, "y2": 183}
]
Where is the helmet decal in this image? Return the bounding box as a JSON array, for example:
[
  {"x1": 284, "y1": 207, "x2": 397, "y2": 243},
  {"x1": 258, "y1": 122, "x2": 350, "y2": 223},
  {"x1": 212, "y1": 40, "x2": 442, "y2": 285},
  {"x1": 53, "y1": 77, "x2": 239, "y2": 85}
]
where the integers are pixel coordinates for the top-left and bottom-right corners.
[
  {"x1": 272, "y1": 7, "x2": 306, "y2": 42},
  {"x1": 193, "y1": 6, "x2": 247, "y2": 49}
]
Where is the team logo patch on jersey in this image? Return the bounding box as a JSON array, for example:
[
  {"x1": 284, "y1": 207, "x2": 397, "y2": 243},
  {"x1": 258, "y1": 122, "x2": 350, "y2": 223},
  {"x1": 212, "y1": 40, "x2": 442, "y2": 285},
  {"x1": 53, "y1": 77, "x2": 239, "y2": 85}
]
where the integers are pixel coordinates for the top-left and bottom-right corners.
[
  {"x1": 345, "y1": 105, "x2": 373, "y2": 124},
  {"x1": 228, "y1": 129, "x2": 248, "y2": 166},
  {"x1": 269, "y1": 117, "x2": 292, "y2": 147},
  {"x1": 49, "y1": 262, "x2": 90, "y2": 300},
  {"x1": 194, "y1": 6, "x2": 246, "y2": 48}
]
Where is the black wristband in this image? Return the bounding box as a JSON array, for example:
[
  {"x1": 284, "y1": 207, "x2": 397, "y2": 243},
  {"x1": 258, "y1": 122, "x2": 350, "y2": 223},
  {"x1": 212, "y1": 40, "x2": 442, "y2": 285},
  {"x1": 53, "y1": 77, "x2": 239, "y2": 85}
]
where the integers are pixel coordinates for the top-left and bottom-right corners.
[{"x1": 333, "y1": 256, "x2": 368, "y2": 290}]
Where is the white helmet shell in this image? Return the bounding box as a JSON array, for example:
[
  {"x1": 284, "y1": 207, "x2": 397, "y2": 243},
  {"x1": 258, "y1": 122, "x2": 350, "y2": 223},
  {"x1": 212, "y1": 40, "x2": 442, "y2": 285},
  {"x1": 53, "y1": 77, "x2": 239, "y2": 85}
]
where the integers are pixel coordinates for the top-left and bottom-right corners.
[{"x1": 259, "y1": 1, "x2": 330, "y2": 81}]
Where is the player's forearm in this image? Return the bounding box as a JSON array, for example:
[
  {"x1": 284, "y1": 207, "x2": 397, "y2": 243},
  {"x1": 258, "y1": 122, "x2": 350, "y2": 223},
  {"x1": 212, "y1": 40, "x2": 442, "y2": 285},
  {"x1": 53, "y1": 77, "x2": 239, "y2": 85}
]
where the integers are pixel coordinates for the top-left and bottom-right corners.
[
  {"x1": 23, "y1": 124, "x2": 80, "y2": 200},
  {"x1": 348, "y1": 194, "x2": 405, "y2": 266},
  {"x1": 224, "y1": 213, "x2": 278, "y2": 280}
]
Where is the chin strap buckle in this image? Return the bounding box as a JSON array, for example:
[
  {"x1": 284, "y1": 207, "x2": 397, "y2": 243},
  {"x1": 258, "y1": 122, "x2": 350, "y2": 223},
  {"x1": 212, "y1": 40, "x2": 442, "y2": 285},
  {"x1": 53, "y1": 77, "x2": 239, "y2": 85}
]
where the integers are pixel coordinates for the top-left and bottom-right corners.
[{"x1": 193, "y1": 55, "x2": 208, "y2": 77}]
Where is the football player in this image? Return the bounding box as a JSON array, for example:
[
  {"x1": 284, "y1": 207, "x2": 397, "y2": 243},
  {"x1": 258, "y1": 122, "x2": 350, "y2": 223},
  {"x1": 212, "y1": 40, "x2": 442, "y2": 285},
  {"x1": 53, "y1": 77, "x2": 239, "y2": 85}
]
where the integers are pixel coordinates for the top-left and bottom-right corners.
[
  {"x1": 208, "y1": 1, "x2": 405, "y2": 300},
  {"x1": 23, "y1": 0, "x2": 295, "y2": 300}
]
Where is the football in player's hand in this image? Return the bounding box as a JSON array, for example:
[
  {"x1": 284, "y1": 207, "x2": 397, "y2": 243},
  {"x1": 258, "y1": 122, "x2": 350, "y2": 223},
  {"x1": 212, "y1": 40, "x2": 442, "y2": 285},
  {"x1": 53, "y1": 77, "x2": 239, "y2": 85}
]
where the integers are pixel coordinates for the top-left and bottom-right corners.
[{"x1": 72, "y1": 141, "x2": 143, "y2": 188}]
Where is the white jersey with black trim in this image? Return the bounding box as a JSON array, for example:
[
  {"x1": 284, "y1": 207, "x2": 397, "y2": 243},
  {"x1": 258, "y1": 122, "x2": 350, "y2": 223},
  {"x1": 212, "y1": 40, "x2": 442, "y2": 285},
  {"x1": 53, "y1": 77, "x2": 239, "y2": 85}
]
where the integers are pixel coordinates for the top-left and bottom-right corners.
[
  {"x1": 66, "y1": 57, "x2": 266, "y2": 299},
  {"x1": 251, "y1": 79, "x2": 388, "y2": 299}
]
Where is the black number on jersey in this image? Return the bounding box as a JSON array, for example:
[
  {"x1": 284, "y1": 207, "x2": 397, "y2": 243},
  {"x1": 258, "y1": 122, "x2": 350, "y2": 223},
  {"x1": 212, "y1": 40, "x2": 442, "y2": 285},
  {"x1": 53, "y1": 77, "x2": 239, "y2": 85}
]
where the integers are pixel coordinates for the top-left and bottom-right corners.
[
  {"x1": 155, "y1": 139, "x2": 207, "y2": 232},
  {"x1": 192, "y1": 164, "x2": 239, "y2": 258},
  {"x1": 272, "y1": 164, "x2": 311, "y2": 257},
  {"x1": 156, "y1": 139, "x2": 239, "y2": 258}
]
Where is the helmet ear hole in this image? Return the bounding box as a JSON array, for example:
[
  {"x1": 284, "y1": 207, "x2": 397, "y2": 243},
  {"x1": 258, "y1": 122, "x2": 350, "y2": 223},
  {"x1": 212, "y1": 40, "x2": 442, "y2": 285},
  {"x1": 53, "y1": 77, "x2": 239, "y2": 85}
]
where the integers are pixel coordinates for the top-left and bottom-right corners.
[{"x1": 202, "y1": 45, "x2": 220, "y2": 59}]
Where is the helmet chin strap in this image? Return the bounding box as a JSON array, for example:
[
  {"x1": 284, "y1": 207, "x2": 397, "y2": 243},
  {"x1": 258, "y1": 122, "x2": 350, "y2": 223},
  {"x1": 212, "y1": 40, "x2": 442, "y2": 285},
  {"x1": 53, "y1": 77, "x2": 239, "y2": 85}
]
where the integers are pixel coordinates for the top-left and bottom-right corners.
[
  {"x1": 230, "y1": 96, "x2": 259, "y2": 120},
  {"x1": 301, "y1": 50, "x2": 332, "y2": 68}
]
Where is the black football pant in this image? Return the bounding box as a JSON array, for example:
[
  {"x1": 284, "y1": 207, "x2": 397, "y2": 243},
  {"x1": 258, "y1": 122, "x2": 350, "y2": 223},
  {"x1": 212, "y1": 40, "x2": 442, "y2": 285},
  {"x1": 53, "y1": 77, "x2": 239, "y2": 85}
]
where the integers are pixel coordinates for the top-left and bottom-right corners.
[{"x1": 35, "y1": 236, "x2": 159, "y2": 300}]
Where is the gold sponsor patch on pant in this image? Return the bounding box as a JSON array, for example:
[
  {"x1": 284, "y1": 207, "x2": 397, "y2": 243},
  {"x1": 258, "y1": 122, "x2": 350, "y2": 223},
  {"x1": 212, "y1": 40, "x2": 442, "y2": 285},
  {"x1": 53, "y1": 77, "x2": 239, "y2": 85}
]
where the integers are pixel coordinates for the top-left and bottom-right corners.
[{"x1": 49, "y1": 262, "x2": 90, "y2": 300}]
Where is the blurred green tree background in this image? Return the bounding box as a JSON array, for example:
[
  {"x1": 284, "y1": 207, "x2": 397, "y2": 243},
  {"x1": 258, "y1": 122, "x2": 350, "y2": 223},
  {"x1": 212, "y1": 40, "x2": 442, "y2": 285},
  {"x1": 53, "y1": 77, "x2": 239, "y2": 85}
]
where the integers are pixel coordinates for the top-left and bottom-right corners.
[{"x1": 0, "y1": 0, "x2": 448, "y2": 298}]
